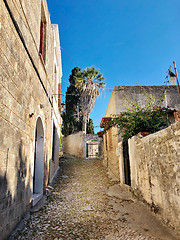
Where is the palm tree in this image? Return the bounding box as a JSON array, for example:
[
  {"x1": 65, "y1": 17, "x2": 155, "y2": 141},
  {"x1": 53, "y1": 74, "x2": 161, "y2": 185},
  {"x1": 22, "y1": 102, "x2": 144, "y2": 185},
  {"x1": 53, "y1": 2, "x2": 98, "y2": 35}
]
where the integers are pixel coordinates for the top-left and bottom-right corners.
[
  {"x1": 75, "y1": 66, "x2": 106, "y2": 134},
  {"x1": 75, "y1": 66, "x2": 106, "y2": 90}
]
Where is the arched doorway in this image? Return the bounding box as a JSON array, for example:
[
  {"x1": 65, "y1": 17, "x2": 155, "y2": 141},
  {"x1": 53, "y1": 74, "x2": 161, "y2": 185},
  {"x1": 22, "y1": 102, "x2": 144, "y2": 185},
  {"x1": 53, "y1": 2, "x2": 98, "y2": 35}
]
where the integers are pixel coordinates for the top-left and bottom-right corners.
[{"x1": 32, "y1": 117, "x2": 44, "y2": 206}]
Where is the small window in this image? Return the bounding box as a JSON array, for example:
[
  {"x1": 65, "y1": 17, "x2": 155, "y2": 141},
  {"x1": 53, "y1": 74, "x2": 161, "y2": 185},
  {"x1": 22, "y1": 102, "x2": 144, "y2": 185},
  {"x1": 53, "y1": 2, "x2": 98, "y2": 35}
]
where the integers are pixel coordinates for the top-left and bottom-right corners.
[
  {"x1": 54, "y1": 66, "x2": 57, "y2": 94},
  {"x1": 39, "y1": 4, "x2": 46, "y2": 62},
  {"x1": 58, "y1": 83, "x2": 62, "y2": 112}
]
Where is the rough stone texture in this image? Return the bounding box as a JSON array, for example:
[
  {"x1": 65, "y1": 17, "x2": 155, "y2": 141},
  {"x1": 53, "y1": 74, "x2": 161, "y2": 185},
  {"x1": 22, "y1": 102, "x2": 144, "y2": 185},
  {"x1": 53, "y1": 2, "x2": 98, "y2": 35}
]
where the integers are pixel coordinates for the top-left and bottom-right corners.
[
  {"x1": 0, "y1": 1, "x2": 62, "y2": 239},
  {"x1": 128, "y1": 121, "x2": 180, "y2": 233},
  {"x1": 114, "y1": 85, "x2": 180, "y2": 113},
  {"x1": 62, "y1": 132, "x2": 84, "y2": 158},
  {"x1": 15, "y1": 156, "x2": 179, "y2": 240},
  {"x1": 118, "y1": 141, "x2": 125, "y2": 183},
  {"x1": 103, "y1": 127, "x2": 120, "y2": 180}
]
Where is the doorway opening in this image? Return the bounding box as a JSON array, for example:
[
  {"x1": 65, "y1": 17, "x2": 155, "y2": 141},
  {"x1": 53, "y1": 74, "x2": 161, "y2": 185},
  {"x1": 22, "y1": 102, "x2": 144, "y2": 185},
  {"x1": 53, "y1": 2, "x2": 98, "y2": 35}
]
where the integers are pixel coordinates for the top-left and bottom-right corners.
[
  {"x1": 32, "y1": 117, "x2": 44, "y2": 206},
  {"x1": 122, "y1": 139, "x2": 131, "y2": 186},
  {"x1": 86, "y1": 140, "x2": 99, "y2": 158}
]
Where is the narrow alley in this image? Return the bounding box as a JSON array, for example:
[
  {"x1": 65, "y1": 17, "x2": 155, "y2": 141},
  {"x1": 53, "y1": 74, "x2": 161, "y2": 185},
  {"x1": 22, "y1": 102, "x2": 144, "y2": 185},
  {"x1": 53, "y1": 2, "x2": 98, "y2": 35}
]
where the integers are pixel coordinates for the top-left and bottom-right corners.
[{"x1": 16, "y1": 157, "x2": 179, "y2": 240}]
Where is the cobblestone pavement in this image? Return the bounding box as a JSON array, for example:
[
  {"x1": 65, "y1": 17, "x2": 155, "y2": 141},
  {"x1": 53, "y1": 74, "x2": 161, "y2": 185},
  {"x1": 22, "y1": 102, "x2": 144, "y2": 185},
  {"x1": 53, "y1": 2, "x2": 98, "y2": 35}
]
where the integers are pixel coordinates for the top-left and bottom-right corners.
[{"x1": 16, "y1": 157, "x2": 179, "y2": 240}]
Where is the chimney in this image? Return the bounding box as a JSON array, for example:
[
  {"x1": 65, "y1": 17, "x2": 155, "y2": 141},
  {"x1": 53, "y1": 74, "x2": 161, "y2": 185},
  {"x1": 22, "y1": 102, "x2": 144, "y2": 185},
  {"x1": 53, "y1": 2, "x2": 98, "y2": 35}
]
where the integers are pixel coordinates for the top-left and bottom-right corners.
[{"x1": 168, "y1": 70, "x2": 176, "y2": 85}]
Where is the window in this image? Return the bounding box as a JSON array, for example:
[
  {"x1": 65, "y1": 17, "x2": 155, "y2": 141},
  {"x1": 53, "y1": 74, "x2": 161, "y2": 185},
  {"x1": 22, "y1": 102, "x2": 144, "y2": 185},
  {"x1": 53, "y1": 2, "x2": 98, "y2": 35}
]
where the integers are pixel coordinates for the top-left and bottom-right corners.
[
  {"x1": 39, "y1": 5, "x2": 46, "y2": 62},
  {"x1": 58, "y1": 83, "x2": 62, "y2": 112},
  {"x1": 54, "y1": 66, "x2": 57, "y2": 94}
]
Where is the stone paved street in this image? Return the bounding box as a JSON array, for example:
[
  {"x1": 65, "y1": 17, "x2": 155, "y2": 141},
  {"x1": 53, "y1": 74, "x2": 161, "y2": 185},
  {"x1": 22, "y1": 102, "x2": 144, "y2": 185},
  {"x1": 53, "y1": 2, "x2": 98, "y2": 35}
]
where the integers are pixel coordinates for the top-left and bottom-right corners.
[{"x1": 16, "y1": 156, "x2": 179, "y2": 240}]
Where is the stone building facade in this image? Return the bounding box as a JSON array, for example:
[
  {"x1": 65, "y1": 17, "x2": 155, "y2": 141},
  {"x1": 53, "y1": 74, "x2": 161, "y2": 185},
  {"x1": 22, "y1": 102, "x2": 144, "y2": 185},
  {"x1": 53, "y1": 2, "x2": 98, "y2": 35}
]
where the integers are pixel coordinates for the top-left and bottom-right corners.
[
  {"x1": 101, "y1": 85, "x2": 180, "y2": 180},
  {"x1": 0, "y1": 0, "x2": 62, "y2": 239}
]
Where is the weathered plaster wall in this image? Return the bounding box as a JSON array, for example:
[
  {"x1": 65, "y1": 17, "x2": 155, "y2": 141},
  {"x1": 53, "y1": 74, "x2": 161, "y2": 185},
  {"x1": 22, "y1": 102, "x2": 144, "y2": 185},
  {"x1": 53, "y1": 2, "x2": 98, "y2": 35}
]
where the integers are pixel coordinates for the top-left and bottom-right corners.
[
  {"x1": 102, "y1": 91, "x2": 120, "y2": 179},
  {"x1": 105, "y1": 90, "x2": 116, "y2": 116},
  {"x1": 63, "y1": 132, "x2": 84, "y2": 159},
  {"x1": 49, "y1": 25, "x2": 62, "y2": 184},
  {"x1": 114, "y1": 85, "x2": 180, "y2": 113},
  {"x1": 103, "y1": 127, "x2": 120, "y2": 180},
  {"x1": 117, "y1": 141, "x2": 125, "y2": 183},
  {"x1": 63, "y1": 133, "x2": 103, "y2": 159},
  {"x1": 128, "y1": 122, "x2": 180, "y2": 231},
  {"x1": 0, "y1": 1, "x2": 62, "y2": 238}
]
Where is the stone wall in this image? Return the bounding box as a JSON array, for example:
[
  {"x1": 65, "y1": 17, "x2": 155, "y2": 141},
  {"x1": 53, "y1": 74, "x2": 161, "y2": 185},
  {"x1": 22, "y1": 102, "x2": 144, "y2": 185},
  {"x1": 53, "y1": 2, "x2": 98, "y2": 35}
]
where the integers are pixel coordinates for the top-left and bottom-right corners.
[
  {"x1": 63, "y1": 132, "x2": 84, "y2": 159},
  {"x1": 128, "y1": 122, "x2": 180, "y2": 231},
  {"x1": 63, "y1": 132, "x2": 103, "y2": 159},
  {"x1": 0, "y1": 1, "x2": 62, "y2": 239},
  {"x1": 102, "y1": 91, "x2": 120, "y2": 179},
  {"x1": 103, "y1": 127, "x2": 120, "y2": 180}
]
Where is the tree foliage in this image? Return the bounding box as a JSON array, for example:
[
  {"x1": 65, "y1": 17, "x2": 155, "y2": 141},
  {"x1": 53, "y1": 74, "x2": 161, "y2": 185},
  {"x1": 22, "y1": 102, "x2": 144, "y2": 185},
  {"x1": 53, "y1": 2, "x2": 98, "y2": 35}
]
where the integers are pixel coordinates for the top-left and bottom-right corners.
[
  {"x1": 61, "y1": 67, "x2": 82, "y2": 136},
  {"x1": 86, "y1": 118, "x2": 94, "y2": 134},
  {"x1": 62, "y1": 67, "x2": 98, "y2": 136},
  {"x1": 75, "y1": 66, "x2": 106, "y2": 133},
  {"x1": 75, "y1": 66, "x2": 106, "y2": 90}
]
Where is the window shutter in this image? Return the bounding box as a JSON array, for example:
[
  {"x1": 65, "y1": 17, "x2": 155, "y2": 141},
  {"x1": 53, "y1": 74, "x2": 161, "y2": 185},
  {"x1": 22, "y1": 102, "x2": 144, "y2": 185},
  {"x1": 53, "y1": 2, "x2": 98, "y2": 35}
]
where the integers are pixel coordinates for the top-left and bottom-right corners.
[
  {"x1": 40, "y1": 22, "x2": 45, "y2": 58},
  {"x1": 58, "y1": 83, "x2": 62, "y2": 112}
]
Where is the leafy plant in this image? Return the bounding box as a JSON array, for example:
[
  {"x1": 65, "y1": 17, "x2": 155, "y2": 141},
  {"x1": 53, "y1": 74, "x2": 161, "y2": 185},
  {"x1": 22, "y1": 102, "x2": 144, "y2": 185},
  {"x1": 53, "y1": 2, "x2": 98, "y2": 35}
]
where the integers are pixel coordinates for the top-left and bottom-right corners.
[
  {"x1": 111, "y1": 104, "x2": 169, "y2": 139},
  {"x1": 100, "y1": 88, "x2": 170, "y2": 139},
  {"x1": 59, "y1": 135, "x2": 63, "y2": 151}
]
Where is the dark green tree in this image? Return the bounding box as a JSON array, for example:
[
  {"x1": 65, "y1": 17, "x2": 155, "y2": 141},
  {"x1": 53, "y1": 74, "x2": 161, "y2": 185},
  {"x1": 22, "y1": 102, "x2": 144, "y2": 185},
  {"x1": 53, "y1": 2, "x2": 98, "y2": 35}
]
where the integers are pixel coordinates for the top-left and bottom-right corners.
[
  {"x1": 61, "y1": 67, "x2": 82, "y2": 136},
  {"x1": 75, "y1": 66, "x2": 106, "y2": 133},
  {"x1": 62, "y1": 67, "x2": 101, "y2": 136},
  {"x1": 86, "y1": 118, "x2": 94, "y2": 134}
]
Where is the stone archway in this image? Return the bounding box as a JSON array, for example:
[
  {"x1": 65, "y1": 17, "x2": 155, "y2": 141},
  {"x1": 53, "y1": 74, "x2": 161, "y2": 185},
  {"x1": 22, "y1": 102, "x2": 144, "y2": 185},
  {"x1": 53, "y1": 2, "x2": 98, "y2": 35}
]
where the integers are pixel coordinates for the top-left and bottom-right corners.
[{"x1": 32, "y1": 117, "x2": 44, "y2": 206}]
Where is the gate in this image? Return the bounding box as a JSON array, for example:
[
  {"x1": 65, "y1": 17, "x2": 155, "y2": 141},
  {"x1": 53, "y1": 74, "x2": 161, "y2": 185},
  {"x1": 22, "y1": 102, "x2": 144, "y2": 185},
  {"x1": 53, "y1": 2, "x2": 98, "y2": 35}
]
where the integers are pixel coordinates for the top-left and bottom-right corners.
[{"x1": 86, "y1": 142, "x2": 99, "y2": 158}]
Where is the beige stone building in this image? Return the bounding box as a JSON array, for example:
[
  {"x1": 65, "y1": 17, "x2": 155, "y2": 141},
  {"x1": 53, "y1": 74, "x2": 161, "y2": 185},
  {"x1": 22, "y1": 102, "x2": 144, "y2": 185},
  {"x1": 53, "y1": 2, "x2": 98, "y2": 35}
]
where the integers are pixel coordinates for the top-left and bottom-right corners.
[
  {"x1": 0, "y1": 0, "x2": 62, "y2": 238},
  {"x1": 101, "y1": 85, "x2": 180, "y2": 181}
]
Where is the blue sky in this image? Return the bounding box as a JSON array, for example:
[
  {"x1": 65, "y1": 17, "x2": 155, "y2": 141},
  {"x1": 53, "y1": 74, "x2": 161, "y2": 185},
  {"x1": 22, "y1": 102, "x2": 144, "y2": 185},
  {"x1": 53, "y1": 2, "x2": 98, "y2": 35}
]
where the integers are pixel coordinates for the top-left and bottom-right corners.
[{"x1": 47, "y1": 0, "x2": 180, "y2": 133}]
